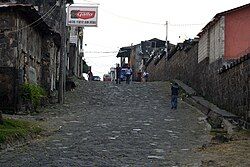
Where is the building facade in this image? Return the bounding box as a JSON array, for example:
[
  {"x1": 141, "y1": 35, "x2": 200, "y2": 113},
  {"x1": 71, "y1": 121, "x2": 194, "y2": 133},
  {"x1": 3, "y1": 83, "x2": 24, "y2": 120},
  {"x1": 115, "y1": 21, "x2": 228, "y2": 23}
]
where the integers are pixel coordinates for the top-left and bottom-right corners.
[
  {"x1": 0, "y1": 4, "x2": 60, "y2": 111},
  {"x1": 198, "y1": 3, "x2": 250, "y2": 63}
]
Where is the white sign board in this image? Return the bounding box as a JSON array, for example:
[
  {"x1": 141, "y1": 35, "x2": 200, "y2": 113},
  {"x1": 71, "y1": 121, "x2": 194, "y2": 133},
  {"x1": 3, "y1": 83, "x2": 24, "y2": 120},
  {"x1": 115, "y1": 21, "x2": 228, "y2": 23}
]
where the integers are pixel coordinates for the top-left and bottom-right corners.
[
  {"x1": 70, "y1": 36, "x2": 78, "y2": 44},
  {"x1": 67, "y1": 6, "x2": 98, "y2": 27}
]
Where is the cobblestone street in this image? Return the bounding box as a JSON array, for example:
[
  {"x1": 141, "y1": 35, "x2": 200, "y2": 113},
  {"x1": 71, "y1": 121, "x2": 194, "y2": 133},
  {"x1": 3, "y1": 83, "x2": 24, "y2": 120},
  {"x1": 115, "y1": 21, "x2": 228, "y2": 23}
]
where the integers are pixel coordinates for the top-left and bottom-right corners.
[{"x1": 0, "y1": 81, "x2": 210, "y2": 166}]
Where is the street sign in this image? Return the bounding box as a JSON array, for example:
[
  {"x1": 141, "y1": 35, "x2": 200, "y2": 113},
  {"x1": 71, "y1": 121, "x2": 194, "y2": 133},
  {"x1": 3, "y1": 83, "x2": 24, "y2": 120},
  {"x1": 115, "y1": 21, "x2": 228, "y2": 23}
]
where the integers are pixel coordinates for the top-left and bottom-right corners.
[{"x1": 67, "y1": 6, "x2": 98, "y2": 27}]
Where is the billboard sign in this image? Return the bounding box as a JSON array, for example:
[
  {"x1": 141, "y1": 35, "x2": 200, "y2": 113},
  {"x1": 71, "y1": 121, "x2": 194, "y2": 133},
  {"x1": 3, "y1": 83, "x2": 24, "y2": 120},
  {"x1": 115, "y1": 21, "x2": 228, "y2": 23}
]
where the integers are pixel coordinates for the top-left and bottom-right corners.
[{"x1": 67, "y1": 6, "x2": 98, "y2": 27}]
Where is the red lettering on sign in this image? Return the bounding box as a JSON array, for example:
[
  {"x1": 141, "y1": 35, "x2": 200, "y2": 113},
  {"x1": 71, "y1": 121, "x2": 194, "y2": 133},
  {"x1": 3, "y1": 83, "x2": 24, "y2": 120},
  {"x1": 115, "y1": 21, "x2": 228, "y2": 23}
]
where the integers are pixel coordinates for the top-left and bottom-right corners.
[{"x1": 76, "y1": 11, "x2": 95, "y2": 19}]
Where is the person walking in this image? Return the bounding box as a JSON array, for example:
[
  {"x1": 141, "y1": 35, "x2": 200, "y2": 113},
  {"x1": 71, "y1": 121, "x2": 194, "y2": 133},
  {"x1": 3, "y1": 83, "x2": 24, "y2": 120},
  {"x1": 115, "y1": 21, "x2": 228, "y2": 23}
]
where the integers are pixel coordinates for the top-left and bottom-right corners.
[
  {"x1": 171, "y1": 82, "x2": 179, "y2": 109},
  {"x1": 115, "y1": 64, "x2": 121, "y2": 84},
  {"x1": 142, "y1": 71, "x2": 149, "y2": 82},
  {"x1": 87, "y1": 68, "x2": 93, "y2": 81},
  {"x1": 125, "y1": 67, "x2": 132, "y2": 84}
]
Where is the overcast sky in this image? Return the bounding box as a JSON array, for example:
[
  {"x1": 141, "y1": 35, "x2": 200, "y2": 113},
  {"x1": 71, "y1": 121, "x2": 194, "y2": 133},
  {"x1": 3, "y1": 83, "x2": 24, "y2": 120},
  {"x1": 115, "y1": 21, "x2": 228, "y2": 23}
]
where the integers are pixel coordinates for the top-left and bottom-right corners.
[{"x1": 74, "y1": 0, "x2": 249, "y2": 78}]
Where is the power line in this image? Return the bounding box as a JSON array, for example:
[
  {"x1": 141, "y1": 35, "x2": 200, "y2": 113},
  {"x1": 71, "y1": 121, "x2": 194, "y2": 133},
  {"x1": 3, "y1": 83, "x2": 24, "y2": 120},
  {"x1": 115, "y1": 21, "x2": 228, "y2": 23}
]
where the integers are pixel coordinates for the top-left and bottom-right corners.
[
  {"x1": 169, "y1": 23, "x2": 205, "y2": 27},
  {"x1": 0, "y1": 3, "x2": 57, "y2": 35},
  {"x1": 85, "y1": 42, "x2": 120, "y2": 49},
  {"x1": 101, "y1": 8, "x2": 165, "y2": 26},
  {"x1": 101, "y1": 7, "x2": 205, "y2": 27},
  {"x1": 85, "y1": 55, "x2": 115, "y2": 58},
  {"x1": 72, "y1": 0, "x2": 100, "y2": 5},
  {"x1": 85, "y1": 51, "x2": 118, "y2": 53}
]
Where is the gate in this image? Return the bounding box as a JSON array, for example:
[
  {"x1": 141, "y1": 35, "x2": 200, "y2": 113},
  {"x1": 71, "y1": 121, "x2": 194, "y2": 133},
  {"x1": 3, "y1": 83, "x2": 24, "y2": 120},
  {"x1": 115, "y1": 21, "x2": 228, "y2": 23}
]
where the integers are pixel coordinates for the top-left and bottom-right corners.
[{"x1": 0, "y1": 67, "x2": 19, "y2": 113}]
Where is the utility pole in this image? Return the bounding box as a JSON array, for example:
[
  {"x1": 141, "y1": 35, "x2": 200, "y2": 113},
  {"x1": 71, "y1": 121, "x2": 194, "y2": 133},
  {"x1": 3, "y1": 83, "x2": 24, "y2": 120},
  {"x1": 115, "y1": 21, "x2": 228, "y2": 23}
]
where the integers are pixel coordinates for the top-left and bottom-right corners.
[
  {"x1": 165, "y1": 21, "x2": 168, "y2": 57},
  {"x1": 165, "y1": 21, "x2": 169, "y2": 80},
  {"x1": 58, "y1": 0, "x2": 66, "y2": 104}
]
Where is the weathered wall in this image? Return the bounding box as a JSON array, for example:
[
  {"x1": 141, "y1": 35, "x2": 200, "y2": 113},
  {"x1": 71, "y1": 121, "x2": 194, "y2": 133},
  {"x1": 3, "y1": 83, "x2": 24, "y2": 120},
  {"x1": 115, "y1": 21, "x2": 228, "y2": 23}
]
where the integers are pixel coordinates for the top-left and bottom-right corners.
[
  {"x1": 0, "y1": 13, "x2": 18, "y2": 67},
  {"x1": 0, "y1": 0, "x2": 61, "y2": 30},
  {"x1": 195, "y1": 57, "x2": 250, "y2": 119},
  {"x1": 17, "y1": 13, "x2": 43, "y2": 84},
  {"x1": 0, "y1": 11, "x2": 59, "y2": 88},
  {"x1": 0, "y1": 12, "x2": 43, "y2": 83},
  {"x1": 146, "y1": 57, "x2": 167, "y2": 82},
  {"x1": 41, "y1": 36, "x2": 58, "y2": 92},
  {"x1": 147, "y1": 41, "x2": 249, "y2": 120},
  {"x1": 166, "y1": 43, "x2": 198, "y2": 86}
]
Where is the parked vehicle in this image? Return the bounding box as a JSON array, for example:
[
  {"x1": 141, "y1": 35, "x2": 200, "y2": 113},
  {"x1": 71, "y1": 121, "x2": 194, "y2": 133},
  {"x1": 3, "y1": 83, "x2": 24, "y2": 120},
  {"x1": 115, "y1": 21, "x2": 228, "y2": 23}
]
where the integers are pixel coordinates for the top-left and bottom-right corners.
[
  {"x1": 103, "y1": 74, "x2": 111, "y2": 81},
  {"x1": 92, "y1": 76, "x2": 101, "y2": 81}
]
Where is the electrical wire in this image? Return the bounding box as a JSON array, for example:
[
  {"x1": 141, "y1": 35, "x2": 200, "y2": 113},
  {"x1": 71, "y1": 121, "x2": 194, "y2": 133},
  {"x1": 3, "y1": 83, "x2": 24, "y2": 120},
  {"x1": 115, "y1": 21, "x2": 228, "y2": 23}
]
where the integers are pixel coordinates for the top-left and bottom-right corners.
[
  {"x1": 84, "y1": 51, "x2": 118, "y2": 53},
  {"x1": 72, "y1": 0, "x2": 100, "y2": 5},
  {"x1": 101, "y1": 8, "x2": 165, "y2": 26},
  {"x1": 169, "y1": 23, "x2": 205, "y2": 27},
  {"x1": 85, "y1": 55, "x2": 116, "y2": 58},
  {"x1": 0, "y1": 3, "x2": 58, "y2": 35},
  {"x1": 101, "y1": 7, "x2": 205, "y2": 27}
]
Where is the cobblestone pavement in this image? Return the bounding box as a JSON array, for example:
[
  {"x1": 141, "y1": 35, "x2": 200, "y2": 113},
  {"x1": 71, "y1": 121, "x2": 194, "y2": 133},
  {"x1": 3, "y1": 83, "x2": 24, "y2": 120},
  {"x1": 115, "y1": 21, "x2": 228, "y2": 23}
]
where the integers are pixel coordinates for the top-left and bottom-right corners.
[{"x1": 0, "y1": 81, "x2": 210, "y2": 166}]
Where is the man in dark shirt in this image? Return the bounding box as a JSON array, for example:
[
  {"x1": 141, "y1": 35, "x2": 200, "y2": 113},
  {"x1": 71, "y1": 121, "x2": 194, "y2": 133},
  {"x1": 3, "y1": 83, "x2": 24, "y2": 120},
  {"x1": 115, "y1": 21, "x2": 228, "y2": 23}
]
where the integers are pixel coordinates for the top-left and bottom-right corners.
[
  {"x1": 116, "y1": 64, "x2": 121, "y2": 84},
  {"x1": 171, "y1": 83, "x2": 179, "y2": 109}
]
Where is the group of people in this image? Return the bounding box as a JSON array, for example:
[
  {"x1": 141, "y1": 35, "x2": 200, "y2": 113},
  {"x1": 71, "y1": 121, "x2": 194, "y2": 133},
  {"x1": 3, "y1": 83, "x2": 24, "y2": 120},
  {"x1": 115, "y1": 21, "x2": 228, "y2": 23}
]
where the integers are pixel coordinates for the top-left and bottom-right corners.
[
  {"x1": 116, "y1": 64, "x2": 180, "y2": 110},
  {"x1": 115, "y1": 64, "x2": 132, "y2": 84},
  {"x1": 115, "y1": 64, "x2": 150, "y2": 84}
]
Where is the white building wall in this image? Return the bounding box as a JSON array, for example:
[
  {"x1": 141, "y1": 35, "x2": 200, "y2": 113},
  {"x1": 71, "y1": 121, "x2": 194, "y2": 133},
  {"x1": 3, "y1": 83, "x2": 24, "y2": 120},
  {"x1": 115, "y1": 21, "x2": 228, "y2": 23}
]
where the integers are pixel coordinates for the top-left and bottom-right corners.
[
  {"x1": 198, "y1": 31, "x2": 209, "y2": 63},
  {"x1": 209, "y1": 17, "x2": 225, "y2": 63},
  {"x1": 198, "y1": 17, "x2": 225, "y2": 64}
]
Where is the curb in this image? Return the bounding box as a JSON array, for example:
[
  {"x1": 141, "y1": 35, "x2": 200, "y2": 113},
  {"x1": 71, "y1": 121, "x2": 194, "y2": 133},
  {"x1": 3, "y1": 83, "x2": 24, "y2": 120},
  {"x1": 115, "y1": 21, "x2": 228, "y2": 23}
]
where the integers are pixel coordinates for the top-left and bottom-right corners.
[{"x1": 173, "y1": 79, "x2": 239, "y2": 133}]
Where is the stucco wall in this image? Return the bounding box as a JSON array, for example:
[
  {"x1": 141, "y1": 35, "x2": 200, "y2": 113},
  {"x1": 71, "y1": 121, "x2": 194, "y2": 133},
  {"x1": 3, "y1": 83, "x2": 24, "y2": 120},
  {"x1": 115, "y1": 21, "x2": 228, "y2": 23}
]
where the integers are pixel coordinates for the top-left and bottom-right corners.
[{"x1": 225, "y1": 5, "x2": 250, "y2": 59}]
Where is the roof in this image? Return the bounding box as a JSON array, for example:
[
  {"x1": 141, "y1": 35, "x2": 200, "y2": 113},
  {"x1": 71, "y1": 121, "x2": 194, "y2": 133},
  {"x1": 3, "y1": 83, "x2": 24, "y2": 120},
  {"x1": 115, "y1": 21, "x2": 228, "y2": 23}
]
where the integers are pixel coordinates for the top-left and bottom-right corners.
[
  {"x1": 148, "y1": 38, "x2": 166, "y2": 48},
  {"x1": 116, "y1": 46, "x2": 131, "y2": 58},
  {"x1": 0, "y1": 3, "x2": 61, "y2": 45},
  {"x1": 198, "y1": 3, "x2": 250, "y2": 37}
]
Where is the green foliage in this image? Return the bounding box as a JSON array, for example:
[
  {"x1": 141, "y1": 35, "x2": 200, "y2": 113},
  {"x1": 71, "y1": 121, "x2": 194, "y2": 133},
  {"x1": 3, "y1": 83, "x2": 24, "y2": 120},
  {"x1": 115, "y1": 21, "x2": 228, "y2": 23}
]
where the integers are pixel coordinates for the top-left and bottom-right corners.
[
  {"x1": 83, "y1": 63, "x2": 89, "y2": 73},
  {"x1": 0, "y1": 118, "x2": 42, "y2": 143},
  {"x1": 20, "y1": 83, "x2": 46, "y2": 110}
]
